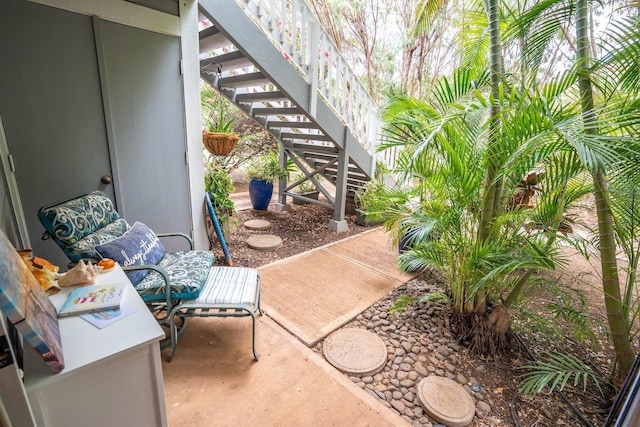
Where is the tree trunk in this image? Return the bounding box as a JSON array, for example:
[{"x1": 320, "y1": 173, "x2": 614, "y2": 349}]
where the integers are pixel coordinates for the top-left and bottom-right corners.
[
  {"x1": 575, "y1": 0, "x2": 634, "y2": 377},
  {"x1": 478, "y1": 0, "x2": 504, "y2": 243}
]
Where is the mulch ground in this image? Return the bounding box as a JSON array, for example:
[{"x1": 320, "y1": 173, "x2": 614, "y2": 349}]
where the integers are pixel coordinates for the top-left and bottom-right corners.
[{"x1": 209, "y1": 202, "x2": 368, "y2": 268}]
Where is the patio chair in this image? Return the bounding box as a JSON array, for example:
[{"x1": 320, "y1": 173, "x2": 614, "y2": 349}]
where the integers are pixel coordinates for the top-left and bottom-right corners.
[{"x1": 37, "y1": 191, "x2": 261, "y2": 361}]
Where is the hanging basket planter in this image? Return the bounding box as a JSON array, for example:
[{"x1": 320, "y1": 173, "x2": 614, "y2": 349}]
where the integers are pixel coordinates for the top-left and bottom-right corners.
[{"x1": 202, "y1": 131, "x2": 240, "y2": 156}]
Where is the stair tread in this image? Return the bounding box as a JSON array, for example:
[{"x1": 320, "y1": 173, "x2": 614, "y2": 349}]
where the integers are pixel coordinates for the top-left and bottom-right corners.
[
  {"x1": 252, "y1": 107, "x2": 304, "y2": 116},
  {"x1": 281, "y1": 132, "x2": 331, "y2": 141},
  {"x1": 236, "y1": 91, "x2": 288, "y2": 102},
  {"x1": 201, "y1": 51, "x2": 254, "y2": 71},
  {"x1": 288, "y1": 145, "x2": 336, "y2": 154},
  {"x1": 219, "y1": 72, "x2": 270, "y2": 88},
  {"x1": 267, "y1": 120, "x2": 317, "y2": 129},
  {"x1": 199, "y1": 26, "x2": 232, "y2": 53}
]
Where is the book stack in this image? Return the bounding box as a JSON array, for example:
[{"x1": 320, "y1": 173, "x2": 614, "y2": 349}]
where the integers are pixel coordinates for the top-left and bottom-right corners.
[{"x1": 57, "y1": 283, "x2": 125, "y2": 318}]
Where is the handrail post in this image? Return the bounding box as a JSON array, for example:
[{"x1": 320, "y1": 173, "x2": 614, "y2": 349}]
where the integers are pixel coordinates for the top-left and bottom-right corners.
[{"x1": 276, "y1": 144, "x2": 290, "y2": 211}]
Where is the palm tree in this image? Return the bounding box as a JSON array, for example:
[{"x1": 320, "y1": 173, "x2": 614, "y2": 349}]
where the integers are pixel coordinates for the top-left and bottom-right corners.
[
  {"x1": 377, "y1": 66, "x2": 604, "y2": 353},
  {"x1": 507, "y1": 0, "x2": 639, "y2": 378}
]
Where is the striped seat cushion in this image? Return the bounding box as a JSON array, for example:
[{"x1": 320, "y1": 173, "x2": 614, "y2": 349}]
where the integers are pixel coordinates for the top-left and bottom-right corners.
[{"x1": 195, "y1": 266, "x2": 259, "y2": 306}]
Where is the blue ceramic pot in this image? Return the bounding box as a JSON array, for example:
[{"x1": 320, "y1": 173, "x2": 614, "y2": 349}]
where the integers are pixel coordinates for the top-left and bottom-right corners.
[{"x1": 249, "y1": 179, "x2": 273, "y2": 210}]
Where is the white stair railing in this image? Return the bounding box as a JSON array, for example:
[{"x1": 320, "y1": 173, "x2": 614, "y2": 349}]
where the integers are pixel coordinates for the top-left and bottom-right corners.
[{"x1": 239, "y1": 0, "x2": 381, "y2": 170}]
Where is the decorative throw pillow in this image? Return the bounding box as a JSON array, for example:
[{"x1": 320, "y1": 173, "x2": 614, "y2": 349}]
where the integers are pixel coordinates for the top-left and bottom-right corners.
[{"x1": 95, "y1": 222, "x2": 166, "y2": 285}]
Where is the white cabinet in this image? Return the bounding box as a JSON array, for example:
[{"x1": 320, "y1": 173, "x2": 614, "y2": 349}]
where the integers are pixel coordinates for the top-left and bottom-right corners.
[{"x1": 23, "y1": 266, "x2": 167, "y2": 427}]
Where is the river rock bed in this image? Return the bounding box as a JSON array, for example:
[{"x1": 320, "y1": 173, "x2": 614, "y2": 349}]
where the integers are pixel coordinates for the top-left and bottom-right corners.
[{"x1": 314, "y1": 269, "x2": 503, "y2": 427}]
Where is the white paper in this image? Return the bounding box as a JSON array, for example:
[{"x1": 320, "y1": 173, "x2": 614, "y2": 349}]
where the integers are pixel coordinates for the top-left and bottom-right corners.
[{"x1": 80, "y1": 304, "x2": 135, "y2": 329}]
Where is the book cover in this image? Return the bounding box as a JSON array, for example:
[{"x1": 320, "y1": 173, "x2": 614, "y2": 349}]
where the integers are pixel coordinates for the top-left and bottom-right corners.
[{"x1": 57, "y1": 283, "x2": 125, "y2": 318}]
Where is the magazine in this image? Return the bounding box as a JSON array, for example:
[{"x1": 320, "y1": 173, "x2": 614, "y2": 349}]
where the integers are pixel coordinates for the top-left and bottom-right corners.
[
  {"x1": 80, "y1": 304, "x2": 135, "y2": 329},
  {"x1": 57, "y1": 283, "x2": 125, "y2": 318}
]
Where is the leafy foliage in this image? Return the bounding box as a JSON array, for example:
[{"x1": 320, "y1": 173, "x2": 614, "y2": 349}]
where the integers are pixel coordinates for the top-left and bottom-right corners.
[
  {"x1": 201, "y1": 82, "x2": 279, "y2": 173},
  {"x1": 204, "y1": 162, "x2": 236, "y2": 230},
  {"x1": 547, "y1": 289, "x2": 599, "y2": 345},
  {"x1": 511, "y1": 308, "x2": 564, "y2": 344},
  {"x1": 377, "y1": 72, "x2": 596, "y2": 318},
  {"x1": 206, "y1": 111, "x2": 234, "y2": 133},
  {"x1": 390, "y1": 291, "x2": 449, "y2": 314},
  {"x1": 245, "y1": 151, "x2": 291, "y2": 183},
  {"x1": 520, "y1": 352, "x2": 604, "y2": 396},
  {"x1": 201, "y1": 86, "x2": 236, "y2": 133}
]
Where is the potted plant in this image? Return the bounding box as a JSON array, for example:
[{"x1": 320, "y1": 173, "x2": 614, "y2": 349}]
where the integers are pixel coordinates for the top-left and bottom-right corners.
[
  {"x1": 245, "y1": 151, "x2": 289, "y2": 210},
  {"x1": 204, "y1": 163, "x2": 237, "y2": 230},
  {"x1": 292, "y1": 174, "x2": 320, "y2": 205},
  {"x1": 202, "y1": 96, "x2": 240, "y2": 156}
]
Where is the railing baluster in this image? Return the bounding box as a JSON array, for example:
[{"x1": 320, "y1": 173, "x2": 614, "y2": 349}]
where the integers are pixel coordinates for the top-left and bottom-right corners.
[
  {"x1": 299, "y1": 5, "x2": 307, "y2": 67},
  {"x1": 293, "y1": 2, "x2": 298, "y2": 63},
  {"x1": 268, "y1": 0, "x2": 276, "y2": 31},
  {"x1": 320, "y1": 34, "x2": 329, "y2": 100},
  {"x1": 257, "y1": 0, "x2": 264, "y2": 17},
  {"x1": 308, "y1": 21, "x2": 319, "y2": 117},
  {"x1": 337, "y1": 47, "x2": 343, "y2": 113},
  {"x1": 280, "y1": 0, "x2": 287, "y2": 44}
]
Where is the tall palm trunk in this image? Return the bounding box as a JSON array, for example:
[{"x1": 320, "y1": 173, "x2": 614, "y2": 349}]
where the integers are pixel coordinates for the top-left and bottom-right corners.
[
  {"x1": 575, "y1": 0, "x2": 634, "y2": 377},
  {"x1": 478, "y1": 0, "x2": 504, "y2": 243},
  {"x1": 474, "y1": 0, "x2": 506, "y2": 313}
]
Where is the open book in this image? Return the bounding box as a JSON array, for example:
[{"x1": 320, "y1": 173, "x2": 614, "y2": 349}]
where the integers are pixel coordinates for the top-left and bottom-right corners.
[{"x1": 57, "y1": 283, "x2": 125, "y2": 318}]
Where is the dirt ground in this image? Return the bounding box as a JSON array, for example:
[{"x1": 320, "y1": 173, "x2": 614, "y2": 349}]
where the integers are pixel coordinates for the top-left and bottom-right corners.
[
  {"x1": 207, "y1": 198, "x2": 625, "y2": 426},
  {"x1": 209, "y1": 201, "x2": 369, "y2": 268}
]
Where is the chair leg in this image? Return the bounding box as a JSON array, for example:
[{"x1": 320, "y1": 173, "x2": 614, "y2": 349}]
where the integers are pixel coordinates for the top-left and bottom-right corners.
[
  {"x1": 250, "y1": 310, "x2": 259, "y2": 361},
  {"x1": 256, "y1": 278, "x2": 263, "y2": 316},
  {"x1": 166, "y1": 310, "x2": 183, "y2": 363}
]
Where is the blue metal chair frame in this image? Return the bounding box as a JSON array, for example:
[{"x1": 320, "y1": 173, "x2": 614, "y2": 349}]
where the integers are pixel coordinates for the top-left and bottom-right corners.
[{"x1": 205, "y1": 193, "x2": 233, "y2": 266}]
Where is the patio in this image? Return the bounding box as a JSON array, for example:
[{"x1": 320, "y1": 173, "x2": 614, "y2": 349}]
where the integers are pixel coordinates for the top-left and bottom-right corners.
[{"x1": 161, "y1": 228, "x2": 410, "y2": 426}]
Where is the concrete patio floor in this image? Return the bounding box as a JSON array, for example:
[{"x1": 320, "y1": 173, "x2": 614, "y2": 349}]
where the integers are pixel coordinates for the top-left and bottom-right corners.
[{"x1": 161, "y1": 228, "x2": 409, "y2": 426}]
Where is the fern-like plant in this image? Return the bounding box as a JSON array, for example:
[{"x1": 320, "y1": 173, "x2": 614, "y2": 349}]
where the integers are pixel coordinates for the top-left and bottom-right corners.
[{"x1": 520, "y1": 352, "x2": 604, "y2": 396}]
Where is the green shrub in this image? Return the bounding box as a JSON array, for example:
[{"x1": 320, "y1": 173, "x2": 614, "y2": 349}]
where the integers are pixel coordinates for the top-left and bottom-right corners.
[{"x1": 204, "y1": 163, "x2": 236, "y2": 229}]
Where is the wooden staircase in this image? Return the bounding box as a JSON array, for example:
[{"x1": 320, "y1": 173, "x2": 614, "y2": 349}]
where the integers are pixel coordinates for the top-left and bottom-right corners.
[{"x1": 198, "y1": 0, "x2": 380, "y2": 231}]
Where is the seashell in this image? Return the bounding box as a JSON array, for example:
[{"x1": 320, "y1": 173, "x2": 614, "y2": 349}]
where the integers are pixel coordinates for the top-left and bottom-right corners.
[
  {"x1": 17, "y1": 249, "x2": 61, "y2": 295},
  {"x1": 32, "y1": 267, "x2": 62, "y2": 295},
  {"x1": 58, "y1": 260, "x2": 102, "y2": 287}
]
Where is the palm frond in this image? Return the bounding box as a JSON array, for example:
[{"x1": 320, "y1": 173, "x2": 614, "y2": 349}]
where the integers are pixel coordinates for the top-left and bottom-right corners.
[
  {"x1": 520, "y1": 352, "x2": 604, "y2": 396},
  {"x1": 548, "y1": 300, "x2": 599, "y2": 344},
  {"x1": 411, "y1": 0, "x2": 449, "y2": 38},
  {"x1": 595, "y1": 15, "x2": 640, "y2": 96},
  {"x1": 457, "y1": 7, "x2": 491, "y2": 73},
  {"x1": 389, "y1": 295, "x2": 418, "y2": 314},
  {"x1": 506, "y1": 0, "x2": 575, "y2": 73}
]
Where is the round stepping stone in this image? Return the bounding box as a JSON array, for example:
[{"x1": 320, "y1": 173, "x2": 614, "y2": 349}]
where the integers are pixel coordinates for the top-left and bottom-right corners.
[
  {"x1": 244, "y1": 219, "x2": 272, "y2": 231},
  {"x1": 323, "y1": 328, "x2": 387, "y2": 376},
  {"x1": 246, "y1": 234, "x2": 282, "y2": 251},
  {"x1": 417, "y1": 376, "x2": 475, "y2": 427}
]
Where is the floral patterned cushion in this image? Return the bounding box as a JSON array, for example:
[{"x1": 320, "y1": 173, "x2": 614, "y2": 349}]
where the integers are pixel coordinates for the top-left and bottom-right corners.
[
  {"x1": 134, "y1": 250, "x2": 215, "y2": 302},
  {"x1": 68, "y1": 218, "x2": 131, "y2": 262},
  {"x1": 38, "y1": 191, "x2": 125, "y2": 263}
]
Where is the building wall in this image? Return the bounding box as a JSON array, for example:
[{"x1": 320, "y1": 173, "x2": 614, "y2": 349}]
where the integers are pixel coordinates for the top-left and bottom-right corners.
[{"x1": 0, "y1": 0, "x2": 208, "y2": 255}]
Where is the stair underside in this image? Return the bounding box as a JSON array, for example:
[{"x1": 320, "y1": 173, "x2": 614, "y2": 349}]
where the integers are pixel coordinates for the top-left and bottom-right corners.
[{"x1": 198, "y1": 3, "x2": 373, "y2": 213}]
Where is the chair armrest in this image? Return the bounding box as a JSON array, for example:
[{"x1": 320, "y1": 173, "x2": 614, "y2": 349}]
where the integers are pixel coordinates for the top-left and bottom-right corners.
[
  {"x1": 122, "y1": 264, "x2": 173, "y2": 308},
  {"x1": 156, "y1": 232, "x2": 194, "y2": 250}
]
